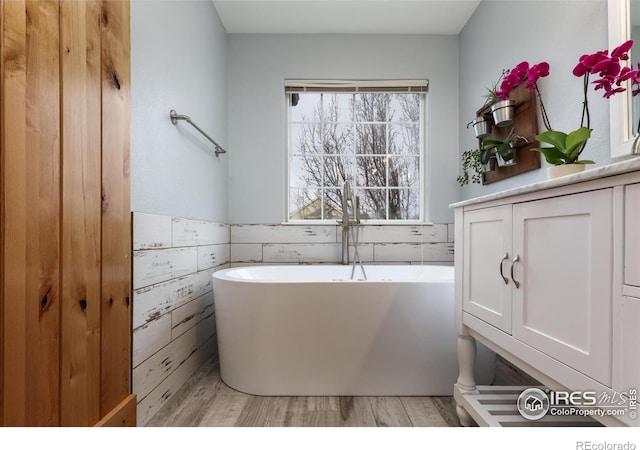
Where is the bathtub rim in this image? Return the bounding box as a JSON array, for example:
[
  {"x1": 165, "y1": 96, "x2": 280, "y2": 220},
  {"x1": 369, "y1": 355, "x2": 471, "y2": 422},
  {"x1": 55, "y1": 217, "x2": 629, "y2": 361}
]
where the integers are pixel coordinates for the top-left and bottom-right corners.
[{"x1": 212, "y1": 264, "x2": 454, "y2": 284}]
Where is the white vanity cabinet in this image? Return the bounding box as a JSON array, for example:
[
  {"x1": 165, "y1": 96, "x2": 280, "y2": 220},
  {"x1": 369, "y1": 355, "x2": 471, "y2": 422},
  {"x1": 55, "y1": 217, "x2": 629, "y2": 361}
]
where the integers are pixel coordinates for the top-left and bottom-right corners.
[{"x1": 453, "y1": 161, "x2": 640, "y2": 427}]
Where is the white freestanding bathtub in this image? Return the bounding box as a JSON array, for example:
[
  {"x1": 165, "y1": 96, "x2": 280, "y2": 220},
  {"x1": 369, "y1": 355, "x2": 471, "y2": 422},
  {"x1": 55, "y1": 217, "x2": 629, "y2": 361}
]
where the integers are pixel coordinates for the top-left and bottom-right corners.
[{"x1": 212, "y1": 265, "x2": 494, "y2": 396}]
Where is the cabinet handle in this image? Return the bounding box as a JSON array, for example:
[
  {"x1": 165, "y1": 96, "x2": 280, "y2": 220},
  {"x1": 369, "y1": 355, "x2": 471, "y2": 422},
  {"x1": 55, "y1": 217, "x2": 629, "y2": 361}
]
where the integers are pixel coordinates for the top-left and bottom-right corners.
[
  {"x1": 499, "y1": 252, "x2": 509, "y2": 285},
  {"x1": 511, "y1": 255, "x2": 521, "y2": 289}
]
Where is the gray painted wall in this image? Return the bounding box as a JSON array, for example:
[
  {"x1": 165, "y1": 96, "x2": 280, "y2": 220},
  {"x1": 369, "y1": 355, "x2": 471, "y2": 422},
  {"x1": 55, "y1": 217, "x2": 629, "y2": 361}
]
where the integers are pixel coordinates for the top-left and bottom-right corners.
[
  {"x1": 129, "y1": 0, "x2": 630, "y2": 222},
  {"x1": 458, "y1": 0, "x2": 621, "y2": 201},
  {"x1": 131, "y1": 0, "x2": 228, "y2": 222},
  {"x1": 227, "y1": 34, "x2": 460, "y2": 224}
]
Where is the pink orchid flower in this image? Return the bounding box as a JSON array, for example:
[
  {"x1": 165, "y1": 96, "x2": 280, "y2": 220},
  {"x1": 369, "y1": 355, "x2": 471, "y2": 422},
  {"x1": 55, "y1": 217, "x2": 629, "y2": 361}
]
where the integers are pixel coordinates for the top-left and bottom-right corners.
[
  {"x1": 611, "y1": 39, "x2": 633, "y2": 60},
  {"x1": 526, "y1": 62, "x2": 550, "y2": 90},
  {"x1": 573, "y1": 51, "x2": 609, "y2": 76}
]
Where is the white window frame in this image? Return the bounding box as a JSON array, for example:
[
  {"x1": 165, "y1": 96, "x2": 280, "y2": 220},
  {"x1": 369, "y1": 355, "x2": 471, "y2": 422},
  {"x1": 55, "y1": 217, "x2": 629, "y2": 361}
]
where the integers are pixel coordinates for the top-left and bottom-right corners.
[{"x1": 285, "y1": 79, "x2": 428, "y2": 224}]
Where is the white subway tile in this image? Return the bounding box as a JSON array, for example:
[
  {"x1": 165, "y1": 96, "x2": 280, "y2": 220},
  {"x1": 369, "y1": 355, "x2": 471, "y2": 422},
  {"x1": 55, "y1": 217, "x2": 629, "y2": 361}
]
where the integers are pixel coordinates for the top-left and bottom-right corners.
[
  {"x1": 230, "y1": 243, "x2": 263, "y2": 263},
  {"x1": 197, "y1": 311, "x2": 217, "y2": 348},
  {"x1": 373, "y1": 242, "x2": 454, "y2": 262},
  {"x1": 133, "y1": 269, "x2": 214, "y2": 329},
  {"x1": 197, "y1": 244, "x2": 230, "y2": 270},
  {"x1": 136, "y1": 343, "x2": 205, "y2": 426},
  {"x1": 347, "y1": 243, "x2": 374, "y2": 262},
  {"x1": 133, "y1": 247, "x2": 198, "y2": 289},
  {"x1": 171, "y1": 293, "x2": 213, "y2": 339},
  {"x1": 263, "y1": 243, "x2": 341, "y2": 263},
  {"x1": 346, "y1": 224, "x2": 447, "y2": 244},
  {"x1": 172, "y1": 218, "x2": 228, "y2": 247},
  {"x1": 447, "y1": 223, "x2": 455, "y2": 243},
  {"x1": 133, "y1": 212, "x2": 172, "y2": 250},
  {"x1": 132, "y1": 313, "x2": 172, "y2": 368},
  {"x1": 231, "y1": 224, "x2": 337, "y2": 244},
  {"x1": 132, "y1": 327, "x2": 198, "y2": 402}
]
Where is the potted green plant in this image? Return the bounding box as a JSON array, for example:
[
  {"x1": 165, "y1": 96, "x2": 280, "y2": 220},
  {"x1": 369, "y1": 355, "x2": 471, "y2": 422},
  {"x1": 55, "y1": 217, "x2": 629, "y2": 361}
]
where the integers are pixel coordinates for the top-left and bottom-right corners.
[
  {"x1": 532, "y1": 128, "x2": 593, "y2": 178},
  {"x1": 457, "y1": 147, "x2": 494, "y2": 186},
  {"x1": 533, "y1": 40, "x2": 640, "y2": 178},
  {"x1": 482, "y1": 138, "x2": 515, "y2": 167}
]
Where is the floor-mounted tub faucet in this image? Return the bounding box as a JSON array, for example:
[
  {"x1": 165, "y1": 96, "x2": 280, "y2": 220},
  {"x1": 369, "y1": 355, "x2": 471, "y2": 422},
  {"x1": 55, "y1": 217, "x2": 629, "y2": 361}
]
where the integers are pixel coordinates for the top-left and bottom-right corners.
[
  {"x1": 337, "y1": 181, "x2": 367, "y2": 278},
  {"x1": 339, "y1": 181, "x2": 353, "y2": 265}
]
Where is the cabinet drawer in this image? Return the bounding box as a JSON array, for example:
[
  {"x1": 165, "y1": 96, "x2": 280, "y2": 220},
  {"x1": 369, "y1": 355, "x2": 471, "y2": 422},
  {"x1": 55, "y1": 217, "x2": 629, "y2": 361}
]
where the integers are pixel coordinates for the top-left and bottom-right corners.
[{"x1": 625, "y1": 184, "x2": 640, "y2": 287}]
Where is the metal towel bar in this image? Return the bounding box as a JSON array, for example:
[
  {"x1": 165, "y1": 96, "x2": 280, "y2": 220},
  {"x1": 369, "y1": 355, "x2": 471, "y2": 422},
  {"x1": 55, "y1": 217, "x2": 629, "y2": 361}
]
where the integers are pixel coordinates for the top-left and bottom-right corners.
[{"x1": 169, "y1": 110, "x2": 226, "y2": 157}]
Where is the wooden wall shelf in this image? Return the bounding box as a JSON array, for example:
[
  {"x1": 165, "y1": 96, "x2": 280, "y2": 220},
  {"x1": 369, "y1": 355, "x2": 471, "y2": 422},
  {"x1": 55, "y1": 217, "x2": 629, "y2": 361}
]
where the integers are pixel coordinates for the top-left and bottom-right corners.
[{"x1": 477, "y1": 84, "x2": 541, "y2": 185}]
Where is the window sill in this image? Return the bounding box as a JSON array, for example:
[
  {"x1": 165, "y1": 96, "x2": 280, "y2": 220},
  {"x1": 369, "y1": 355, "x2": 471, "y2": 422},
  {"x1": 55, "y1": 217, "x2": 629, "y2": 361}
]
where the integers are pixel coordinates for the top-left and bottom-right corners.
[{"x1": 281, "y1": 220, "x2": 435, "y2": 226}]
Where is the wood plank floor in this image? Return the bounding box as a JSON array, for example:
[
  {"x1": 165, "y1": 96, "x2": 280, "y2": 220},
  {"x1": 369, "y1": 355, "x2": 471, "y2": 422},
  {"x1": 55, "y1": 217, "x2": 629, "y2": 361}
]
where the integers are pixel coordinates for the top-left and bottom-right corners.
[{"x1": 145, "y1": 353, "x2": 535, "y2": 427}]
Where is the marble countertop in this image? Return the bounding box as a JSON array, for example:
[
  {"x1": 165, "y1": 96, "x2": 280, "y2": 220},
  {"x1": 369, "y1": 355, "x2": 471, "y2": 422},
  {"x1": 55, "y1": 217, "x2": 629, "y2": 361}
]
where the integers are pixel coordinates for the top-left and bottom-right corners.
[{"x1": 450, "y1": 156, "x2": 640, "y2": 209}]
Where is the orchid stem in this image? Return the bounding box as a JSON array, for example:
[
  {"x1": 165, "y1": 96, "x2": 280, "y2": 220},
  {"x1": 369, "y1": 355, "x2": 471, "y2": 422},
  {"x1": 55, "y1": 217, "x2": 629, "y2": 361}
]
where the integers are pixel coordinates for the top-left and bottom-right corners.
[
  {"x1": 581, "y1": 73, "x2": 591, "y2": 130},
  {"x1": 535, "y1": 84, "x2": 553, "y2": 131}
]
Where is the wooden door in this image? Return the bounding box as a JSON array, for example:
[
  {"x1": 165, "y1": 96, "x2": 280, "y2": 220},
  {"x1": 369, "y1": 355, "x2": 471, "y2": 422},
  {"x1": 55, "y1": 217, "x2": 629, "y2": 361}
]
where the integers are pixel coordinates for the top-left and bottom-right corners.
[{"x1": 0, "y1": 0, "x2": 132, "y2": 427}]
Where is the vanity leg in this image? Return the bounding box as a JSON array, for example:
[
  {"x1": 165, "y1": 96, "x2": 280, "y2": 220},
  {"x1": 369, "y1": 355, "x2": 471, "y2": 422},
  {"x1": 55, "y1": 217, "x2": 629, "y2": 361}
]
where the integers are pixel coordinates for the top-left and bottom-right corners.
[{"x1": 455, "y1": 333, "x2": 477, "y2": 427}]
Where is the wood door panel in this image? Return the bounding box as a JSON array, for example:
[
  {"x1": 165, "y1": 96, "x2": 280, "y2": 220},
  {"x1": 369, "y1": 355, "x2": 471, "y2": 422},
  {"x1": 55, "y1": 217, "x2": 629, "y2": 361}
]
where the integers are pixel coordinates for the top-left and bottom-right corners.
[
  {"x1": 1, "y1": 0, "x2": 61, "y2": 426},
  {"x1": 100, "y1": 0, "x2": 132, "y2": 417},
  {"x1": 1, "y1": 0, "x2": 131, "y2": 427},
  {"x1": 60, "y1": 0, "x2": 102, "y2": 426}
]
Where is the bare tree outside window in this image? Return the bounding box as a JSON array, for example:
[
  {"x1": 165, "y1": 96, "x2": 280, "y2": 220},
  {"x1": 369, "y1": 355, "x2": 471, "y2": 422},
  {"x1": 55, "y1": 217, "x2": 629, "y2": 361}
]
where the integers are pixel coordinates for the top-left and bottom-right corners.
[{"x1": 288, "y1": 91, "x2": 423, "y2": 221}]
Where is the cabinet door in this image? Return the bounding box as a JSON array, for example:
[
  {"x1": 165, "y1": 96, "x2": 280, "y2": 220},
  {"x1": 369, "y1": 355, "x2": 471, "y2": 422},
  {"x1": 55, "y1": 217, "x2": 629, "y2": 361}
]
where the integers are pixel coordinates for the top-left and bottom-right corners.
[
  {"x1": 625, "y1": 183, "x2": 640, "y2": 287},
  {"x1": 463, "y1": 205, "x2": 513, "y2": 333},
  {"x1": 512, "y1": 189, "x2": 613, "y2": 386}
]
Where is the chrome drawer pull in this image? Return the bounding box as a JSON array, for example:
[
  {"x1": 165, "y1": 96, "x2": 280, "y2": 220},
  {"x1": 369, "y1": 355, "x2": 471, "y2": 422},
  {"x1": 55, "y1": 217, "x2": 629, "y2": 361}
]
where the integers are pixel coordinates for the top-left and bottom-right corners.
[
  {"x1": 499, "y1": 252, "x2": 509, "y2": 285},
  {"x1": 511, "y1": 255, "x2": 521, "y2": 288}
]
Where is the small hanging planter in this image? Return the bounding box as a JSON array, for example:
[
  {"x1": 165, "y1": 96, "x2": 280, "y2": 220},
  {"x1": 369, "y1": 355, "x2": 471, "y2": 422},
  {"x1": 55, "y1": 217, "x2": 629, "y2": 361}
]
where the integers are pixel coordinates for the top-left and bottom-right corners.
[
  {"x1": 496, "y1": 151, "x2": 516, "y2": 167},
  {"x1": 468, "y1": 115, "x2": 492, "y2": 139},
  {"x1": 480, "y1": 147, "x2": 495, "y2": 172},
  {"x1": 491, "y1": 99, "x2": 516, "y2": 127},
  {"x1": 482, "y1": 158, "x2": 495, "y2": 173},
  {"x1": 482, "y1": 139, "x2": 515, "y2": 168}
]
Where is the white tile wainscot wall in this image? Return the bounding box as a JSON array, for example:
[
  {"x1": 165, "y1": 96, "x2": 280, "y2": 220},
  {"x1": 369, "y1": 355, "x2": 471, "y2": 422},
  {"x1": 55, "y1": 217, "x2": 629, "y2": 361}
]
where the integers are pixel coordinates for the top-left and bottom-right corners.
[
  {"x1": 132, "y1": 212, "x2": 230, "y2": 426},
  {"x1": 230, "y1": 223, "x2": 454, "y2": 265}
]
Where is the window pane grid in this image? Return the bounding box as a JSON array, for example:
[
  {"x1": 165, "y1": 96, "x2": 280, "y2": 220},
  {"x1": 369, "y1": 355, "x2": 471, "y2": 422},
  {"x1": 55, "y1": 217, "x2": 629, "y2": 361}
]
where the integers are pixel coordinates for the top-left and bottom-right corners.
[{"x1": 288, "y1": 89, "x2": 424, "y2": 221}]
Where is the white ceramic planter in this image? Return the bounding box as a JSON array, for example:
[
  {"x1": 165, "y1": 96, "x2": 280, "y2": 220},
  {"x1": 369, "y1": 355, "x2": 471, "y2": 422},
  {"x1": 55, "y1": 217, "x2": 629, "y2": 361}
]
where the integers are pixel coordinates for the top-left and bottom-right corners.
[{"x1": 547, "y1": 163, "x2": 585, "y2": 179}]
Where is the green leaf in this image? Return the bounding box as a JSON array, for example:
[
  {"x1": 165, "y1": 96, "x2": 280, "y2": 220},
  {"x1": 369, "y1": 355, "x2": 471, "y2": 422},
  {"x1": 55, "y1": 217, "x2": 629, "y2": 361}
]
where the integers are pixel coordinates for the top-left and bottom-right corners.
[
  {"x1": 495, "y1": 143, "x2": 514, "y2": 160},
  {"x1": 565, "y1": 127, "x2": 591, "y2": 161},
  {"x1": 565, "y1": 127, "x2": 591, "y2": 150},
  {"x1": 531, "y1": 146, "x2": 566, "y2": 165},
  {"x1": 480, "y1": 149, "x2": 492, "y2": 164},
  {"x1": 575, "y1": 160, "x2": 595, "y2": 164},
  {"x1": 565, "y1": 144, "x2": 584, "y2": 163},
  {"x1": 535, "y1": 130, "x2": 568, "y2": 150},
  {"x1": 481, "y1": 139, "x2": 502, "y2": 150}
]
